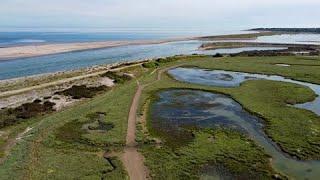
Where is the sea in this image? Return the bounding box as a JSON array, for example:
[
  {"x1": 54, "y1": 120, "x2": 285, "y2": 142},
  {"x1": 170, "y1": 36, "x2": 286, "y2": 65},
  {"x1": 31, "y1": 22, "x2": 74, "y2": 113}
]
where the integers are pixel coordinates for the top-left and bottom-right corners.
[{"x1": 0, "y1": 28, "x2": 319, "y2": 80}]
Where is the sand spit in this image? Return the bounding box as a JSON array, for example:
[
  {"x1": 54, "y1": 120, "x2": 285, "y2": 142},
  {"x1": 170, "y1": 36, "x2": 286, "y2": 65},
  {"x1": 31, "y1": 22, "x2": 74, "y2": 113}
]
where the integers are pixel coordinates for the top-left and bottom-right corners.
[{"x1": 0, "y1": 37, "x2": 195, "y2": 60}]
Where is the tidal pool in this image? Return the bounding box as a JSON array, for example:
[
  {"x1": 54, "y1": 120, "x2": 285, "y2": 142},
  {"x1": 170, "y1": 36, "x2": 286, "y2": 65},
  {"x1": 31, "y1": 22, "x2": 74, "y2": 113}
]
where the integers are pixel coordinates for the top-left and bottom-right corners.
[
  {"x1": 151, "y1": 90, "x2": 264, "y2": 143},
  {"x1": 168, "y1": 67, "x2": 320, "y2": 116},
  {"x1": 151, "y1": 89, "x2": 320, "y2": 179}
]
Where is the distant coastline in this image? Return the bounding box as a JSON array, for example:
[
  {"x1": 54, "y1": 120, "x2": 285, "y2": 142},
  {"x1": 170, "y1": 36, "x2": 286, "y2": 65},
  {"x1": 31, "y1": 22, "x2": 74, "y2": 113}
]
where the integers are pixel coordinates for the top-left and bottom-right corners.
[{"x1": 250, "y1": 28, "x2": 320, "y2": 34}]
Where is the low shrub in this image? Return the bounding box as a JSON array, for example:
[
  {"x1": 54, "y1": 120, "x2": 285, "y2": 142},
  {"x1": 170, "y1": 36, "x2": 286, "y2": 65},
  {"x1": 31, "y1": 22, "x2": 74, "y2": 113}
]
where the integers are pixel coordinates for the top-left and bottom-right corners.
[
  {"x1": 213, "y1": 53, "x2": 223, "y2": 57},
  {"x1": 0, "y1": 100, "x2": 55, "y2": 128},
  {"x1": 55, "y1": 85, "x2": 108, "y2": 99},
  {"x1": 101, "y1": 71, "x2": 132, "y2": 84},
  {"x1": 142, "y1": 62, "x2": 159, "y2": 68}
]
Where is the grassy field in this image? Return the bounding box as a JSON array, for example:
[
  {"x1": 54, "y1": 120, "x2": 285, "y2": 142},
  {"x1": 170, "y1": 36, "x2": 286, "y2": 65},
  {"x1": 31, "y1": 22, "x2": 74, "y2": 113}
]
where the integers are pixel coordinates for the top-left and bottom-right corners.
[
  {"x1": 141, "y1": 130, "x2": 281, "y2": 179},
  {"x1": 226, "y1": 80, "x2": 320, "y2": 159},
  {"x1": 1, "y1": 55, "x2": 320, "y2": 179},
  {"x1": 0, "y1": 72, "x2": 143, "y2": 179}
]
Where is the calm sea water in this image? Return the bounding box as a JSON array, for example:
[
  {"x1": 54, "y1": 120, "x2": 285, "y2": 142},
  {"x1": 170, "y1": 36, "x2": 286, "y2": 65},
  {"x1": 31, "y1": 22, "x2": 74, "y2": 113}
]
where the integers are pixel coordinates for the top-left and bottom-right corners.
[
  {"x1": 0, "y1": 28, "x2": 248, "y2": 47},
  {"x1": 0, "y1": 31, "x2": 176, "y2": 47},
  {"x1": 0, "y1": 29, "x2": 318, "y2": 80}
]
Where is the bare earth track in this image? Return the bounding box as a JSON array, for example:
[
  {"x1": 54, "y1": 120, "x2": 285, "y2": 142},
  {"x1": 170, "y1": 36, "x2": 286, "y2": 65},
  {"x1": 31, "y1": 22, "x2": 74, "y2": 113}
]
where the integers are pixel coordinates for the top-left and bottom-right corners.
[
  {"x1": 121, "y1": 65, "x2": 181, "y2": 180},
  {"x1": 122, "y1": 81, "x2": 149, "y2": 180}
]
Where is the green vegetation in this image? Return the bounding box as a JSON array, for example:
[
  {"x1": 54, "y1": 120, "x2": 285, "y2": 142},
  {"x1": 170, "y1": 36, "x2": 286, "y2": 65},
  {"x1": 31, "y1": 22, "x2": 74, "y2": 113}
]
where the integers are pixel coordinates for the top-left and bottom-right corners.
[
  {"x1": 139, "y1": 56, "x2": 320, "y2": 160},
  {"x1": 54, "y1": 112, "x2": 115, "y2": 149},
  {"x1": 0, "y1": 75, "x2": 138, "y2": 179},
  {"x1": 55, "y1": 85, "x2": 108, "y2": 99},
  {"x1": 142, "y1": 61, "x2": 159, "y2": 68},
  {"x1": 134, "y1": 55, "x2": 320, "y2": 178},
  {"x1": 199, "y1": 31, "x2": 279, "y2": 40},
  {"x1": 250, "y1": 28, "x2": 320, "y2": 34},
  {"x1": 101, "y1": 71, "x2": 132, "y2": 84},
  {"x1": 0, "y1": 100, "x2": 55, "y2": 128},
  {"x1": 142, "y1": 56, "x2": 192, "y2": 69},
  {"x1": 141, "y1": 129, "x2": 282, "y2": 179},
  {"x1": 227, "y1": 80, "x2": 320, "y2": 159},
  {"x1": 1, "y1": 55, "x2": 320, "y2": 179}
]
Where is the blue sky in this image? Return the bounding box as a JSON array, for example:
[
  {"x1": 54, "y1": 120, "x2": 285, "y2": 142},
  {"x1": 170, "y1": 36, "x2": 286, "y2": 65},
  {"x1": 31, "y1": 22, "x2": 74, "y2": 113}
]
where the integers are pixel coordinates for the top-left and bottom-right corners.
[{"x1": 1, "y1": 0, "x2": 320, "y2": 30}]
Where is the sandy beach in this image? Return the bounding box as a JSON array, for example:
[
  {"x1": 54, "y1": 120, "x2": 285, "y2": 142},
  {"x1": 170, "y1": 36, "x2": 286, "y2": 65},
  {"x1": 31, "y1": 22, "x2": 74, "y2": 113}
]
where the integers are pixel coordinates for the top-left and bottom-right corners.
[{"x1": 0, "y1": 37, "x2": 195, "y2": 60}]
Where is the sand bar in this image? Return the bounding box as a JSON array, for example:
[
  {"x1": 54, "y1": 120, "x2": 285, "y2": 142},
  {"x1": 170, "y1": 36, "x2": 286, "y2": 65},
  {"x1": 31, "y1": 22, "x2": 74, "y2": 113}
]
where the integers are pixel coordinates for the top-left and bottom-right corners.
[{"x1": 0, "y1": 37, "x2": 195, "y2": 60}]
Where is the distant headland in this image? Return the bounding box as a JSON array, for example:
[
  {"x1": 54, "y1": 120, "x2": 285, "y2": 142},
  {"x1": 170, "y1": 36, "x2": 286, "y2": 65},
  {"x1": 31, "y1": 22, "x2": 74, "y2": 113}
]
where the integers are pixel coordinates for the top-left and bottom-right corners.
[{"x1": 250, "y1": 28, "x2": 320, "y2": 33}]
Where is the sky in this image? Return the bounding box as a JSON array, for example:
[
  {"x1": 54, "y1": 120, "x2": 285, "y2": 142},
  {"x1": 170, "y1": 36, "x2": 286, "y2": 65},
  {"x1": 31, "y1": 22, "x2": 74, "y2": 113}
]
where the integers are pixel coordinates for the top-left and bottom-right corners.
[{"x1": 1, "y1": 0, "x2": 320, "y2": 30}]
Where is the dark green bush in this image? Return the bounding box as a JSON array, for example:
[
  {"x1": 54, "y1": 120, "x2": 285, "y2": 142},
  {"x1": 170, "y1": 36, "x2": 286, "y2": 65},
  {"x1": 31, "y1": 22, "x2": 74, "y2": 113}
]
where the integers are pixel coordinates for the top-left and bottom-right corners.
[
  {"x1": 0, "y1": 100, "x2": 55, "y2": 128},
  {"x1": 213, "y1": 53, "x2": 223, "y2": 57},
  {"x1": 55, "y1": 85, "x2": 107, "y2": 99},
  {"x1": 101, "y1": 71, "x2": 132, "y2": 84},
  {"x1": 142, "y1": 62, "x2": 159, "y2": 68}
]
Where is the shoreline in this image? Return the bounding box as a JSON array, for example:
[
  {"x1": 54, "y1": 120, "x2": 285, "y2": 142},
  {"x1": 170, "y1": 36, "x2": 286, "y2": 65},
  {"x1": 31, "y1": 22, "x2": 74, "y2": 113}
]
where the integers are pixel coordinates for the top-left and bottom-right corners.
[
  {"x1": 0, "y1": 58, "x2": 153, "y2": 96},
  {"x1": 0, "y1": 37, "x2": 196, "y2": 61}
]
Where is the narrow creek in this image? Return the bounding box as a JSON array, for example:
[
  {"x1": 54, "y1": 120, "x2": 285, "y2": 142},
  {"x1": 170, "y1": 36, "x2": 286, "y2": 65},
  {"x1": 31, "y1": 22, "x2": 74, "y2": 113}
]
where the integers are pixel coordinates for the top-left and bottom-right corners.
[{"x1": 152, "y1": 67, "x2": 320, "y2": 179}]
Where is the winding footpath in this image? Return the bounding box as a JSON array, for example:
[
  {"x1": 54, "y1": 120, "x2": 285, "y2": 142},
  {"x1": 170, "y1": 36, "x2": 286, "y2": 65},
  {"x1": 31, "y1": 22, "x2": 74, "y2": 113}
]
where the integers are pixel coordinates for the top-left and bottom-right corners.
[
  {"x1": 121, "y1": 64, "x2": 181, "y2": 180},
  {"x1": 121, "y1": 65, "x2": 179, "y2": 180},
  {"x1": 122, "y1": 80, "x2": 149, "y2": 180}
]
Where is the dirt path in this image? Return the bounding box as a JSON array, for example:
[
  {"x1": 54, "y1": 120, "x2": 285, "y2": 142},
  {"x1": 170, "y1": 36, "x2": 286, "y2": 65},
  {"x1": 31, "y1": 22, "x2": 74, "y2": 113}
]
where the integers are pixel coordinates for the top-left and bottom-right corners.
[
  {"x1": 122, "y1": 80, "x2": 149, "y2": 180},
  {"x1": 121, "y1": 65, "x2": 182, "y2": 180}
]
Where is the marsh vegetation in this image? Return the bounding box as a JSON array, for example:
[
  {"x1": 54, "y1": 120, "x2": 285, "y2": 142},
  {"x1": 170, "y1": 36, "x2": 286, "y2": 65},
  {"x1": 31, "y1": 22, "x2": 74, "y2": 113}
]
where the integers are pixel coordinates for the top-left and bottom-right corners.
[{"x1": 1, "y1": 55, "x2": 320, "y2": 179}]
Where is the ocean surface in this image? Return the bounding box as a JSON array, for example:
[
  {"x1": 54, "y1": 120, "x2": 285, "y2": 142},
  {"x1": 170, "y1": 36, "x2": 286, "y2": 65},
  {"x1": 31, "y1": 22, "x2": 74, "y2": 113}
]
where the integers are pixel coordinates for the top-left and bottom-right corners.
[
  {"x1": 0, "y1": 28, "x2": 249, "y2": 47},
  {"x1": 0, "y1": 31, "x2": 176, "y2": 47},
  {"x1": 0, "y1": 29, "x2": 319, "y2": 80}
]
